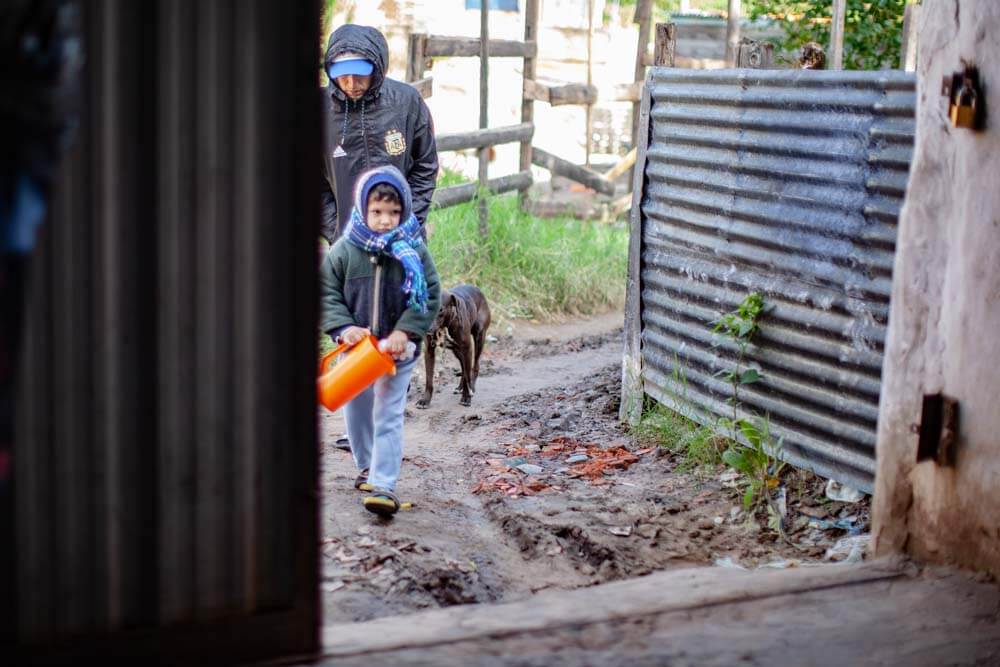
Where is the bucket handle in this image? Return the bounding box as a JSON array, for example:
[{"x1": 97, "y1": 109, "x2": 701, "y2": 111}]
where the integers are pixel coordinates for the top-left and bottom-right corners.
[{"x1": 318, "y1": 334, "x2": 397, "y2": 376}]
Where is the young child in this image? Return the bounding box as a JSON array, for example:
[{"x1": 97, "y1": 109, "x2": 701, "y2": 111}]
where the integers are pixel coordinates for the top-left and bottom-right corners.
[{"x1": 320, "y1": 165, "x2": 441, "y2": 516}]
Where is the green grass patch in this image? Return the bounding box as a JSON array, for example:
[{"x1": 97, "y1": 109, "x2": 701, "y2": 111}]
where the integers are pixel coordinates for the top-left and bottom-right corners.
[
  {"x1": 426, "y1": 177, "x2": 628, "y2": 323},
  {"x1": 633, "y1": 399, "x2": 726, "y2": 473}
]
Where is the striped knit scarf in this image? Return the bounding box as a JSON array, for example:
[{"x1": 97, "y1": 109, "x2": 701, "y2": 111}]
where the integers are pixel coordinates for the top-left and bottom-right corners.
[{"x1": 345, "y1": 208, "x2": 429, "y2": 313}]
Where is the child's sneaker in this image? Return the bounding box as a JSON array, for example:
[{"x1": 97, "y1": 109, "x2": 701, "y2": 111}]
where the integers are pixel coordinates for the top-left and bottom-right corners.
[{"x1": 363, "y1": 488, "x2": 400, "y2": 516}]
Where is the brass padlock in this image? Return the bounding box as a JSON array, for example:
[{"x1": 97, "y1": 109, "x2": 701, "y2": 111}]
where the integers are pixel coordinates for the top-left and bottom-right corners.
[{"x1": 950, "y1": 78, "x2": 979, "y2": 128}]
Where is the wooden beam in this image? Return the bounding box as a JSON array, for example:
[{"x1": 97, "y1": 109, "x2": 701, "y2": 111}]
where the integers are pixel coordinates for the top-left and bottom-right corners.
[
  {"x1": 549, "y1": 83, "x2": 598, "y2": 106},
  {"x1": 621, "y1": 82, "x2": 652, "y2": 424},
  {"x1": 409, "y1": 77, "x2": 432, "y2": 98},
  {"x1": 830, "y1": 0, "x2": 846, "y2": 70},
  {"x1": 736, "y1": 38, "x2": 773, "y2": 69},
  {"x1": 436, "y1": 123, "x2": 534, "y2": 153},
  {"x1": 602, "y1": 147, "x2": 638, "y2": 183},
  {"x1": 522, "y1": 78, "x2": 550, "y2": 103},
  {"x1": 520, "y1": 0, "x2": 540, "y2": 205},
  {"x1": 424, "y1": 36, "x2": 537, "y2": 59},
  {"x1": 431, "y1": 171, "x2": 533, "y2": 210},
  {"x1": 654, "y1": 22, "x2": 677, "y2": 67},
  {"x1": 523, "y1": 81, "x2": 597, "y2": 106},
  {"x1": 531, "y1": 147, "x2": 616, "y2": 196},
  {"x1": 478, "y1": 0, "x2": 490, "y2": 237},
  {"x1": 604, "y1": 81, "x2": 642, "y2": 103},
  {"x1": 406, "y1": 33, "x2": 427, "y2": 82}
]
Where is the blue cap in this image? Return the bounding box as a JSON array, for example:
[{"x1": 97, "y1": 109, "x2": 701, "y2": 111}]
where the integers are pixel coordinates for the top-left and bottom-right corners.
[{"x1": 327, "y1": 56, "x2": 374, "y2": 79}]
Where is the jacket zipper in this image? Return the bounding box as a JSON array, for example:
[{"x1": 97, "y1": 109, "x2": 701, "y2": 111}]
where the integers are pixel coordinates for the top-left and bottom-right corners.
[{"x1": 371, "y1": 256, "x2": 382, "y2": 336}]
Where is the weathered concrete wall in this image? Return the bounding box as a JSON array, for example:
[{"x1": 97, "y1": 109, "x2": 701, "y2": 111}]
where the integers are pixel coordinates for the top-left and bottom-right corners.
[{"x1": 872, "y1": 0, "x2": 1000, "y2": 575}]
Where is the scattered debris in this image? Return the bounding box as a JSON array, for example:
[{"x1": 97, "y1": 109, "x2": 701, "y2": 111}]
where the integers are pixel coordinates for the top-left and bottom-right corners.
[{"x1": 825, "y1": 479, "x2": 866, "y2": 503}]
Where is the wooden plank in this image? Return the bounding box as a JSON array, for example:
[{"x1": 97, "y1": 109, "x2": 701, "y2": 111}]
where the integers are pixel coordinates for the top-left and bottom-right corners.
[
  {"x1": 531, "y1": 146, "x2": 615, "y2": 196},
  {"x1": 431, "y1": 171, "x2": 533, "y2": 210},
  {"x1": 478, "y1": 0, "x2": 489, "y2": 237},
  {"x1": 621, "y1": 79, "x2": 652, "y2": 424},
  {"x1": 522, "y1": 78, "x2": 550, "y2": 103},
  {"x1": 435, "y1": 123, "x2": 534, "y2": 152},
  {"x1": 654, "y1": 22, "x2": 677, "y2": 67},
  {"x1": 519, "y1": 0, "x2": 540, "y2": 205},
  {"x1": 315, "y1": 563, "x2": 1000, "y2": 665},
  {"x1": 409, "y1": 76, "x2": 432, "y2": 99},
  {"x1": 548, "y1": 83, "x2": 598, "y2": 106},
  {"x1": 320, "y1": 560, "x2": 906, "y2": 657},
  {"x1": 830, "y1": 0, "x2": 846, "y2": 70},
  {"x1": 602, "y1": 147, "x2": 637, "y2": 183},
  {"x1": 406, "y1": 33, "x2": 427, "y2": 82},
  {"x1": 424, "y1": 35, "x2": 536, "y2": 59}
]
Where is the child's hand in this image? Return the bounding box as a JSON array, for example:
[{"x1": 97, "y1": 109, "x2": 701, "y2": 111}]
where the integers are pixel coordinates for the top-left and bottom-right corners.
[
  {"x1": 379, "y1": 330, "x2": 410, "y2": 359},
  {"x1": 338, "y1": 326, "x2": 370, "y2": 345}
]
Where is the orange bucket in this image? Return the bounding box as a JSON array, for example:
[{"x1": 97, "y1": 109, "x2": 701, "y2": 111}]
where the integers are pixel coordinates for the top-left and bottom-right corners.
[{"x1": 317, "y1": 334, "x2": 397, "y2": 412}]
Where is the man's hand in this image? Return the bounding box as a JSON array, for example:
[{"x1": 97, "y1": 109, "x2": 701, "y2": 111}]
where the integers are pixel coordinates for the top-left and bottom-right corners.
[{"x1": 338, "y1": 326, "x2": 370, "y2": 345}]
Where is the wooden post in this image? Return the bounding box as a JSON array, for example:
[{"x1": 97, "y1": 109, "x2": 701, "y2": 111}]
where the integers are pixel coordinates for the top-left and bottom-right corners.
[
  {"x1": 725, "y1": 0, "x2": 742, "y2": 67},
  {"x1": 585, "y1": 0, "x2": 594, "y2": 166},
  {"x1": 630, "y1": 0, "x2": 652, "y2": 155},
  {"x1": 830, "y1": 0, "x2": 846, "y2": 70},
  {"x1": 519, "y1": 0, "x2": 540, "y2": 210},
  {"x1": 478, "y1": 0, "x2": 490, "y2": 237},
  {"x1": 654, "y1": 22, "x2": 677, "y2": 67},
  {"x1": 900, "y1": 2, "x2": 920, "y2": 72},
  {"x1": 406, "y1": 33, "x2": 427, "y2": 82},
  {"x1": 621, "y1": 82, "x2": 653, "y2": 425}
]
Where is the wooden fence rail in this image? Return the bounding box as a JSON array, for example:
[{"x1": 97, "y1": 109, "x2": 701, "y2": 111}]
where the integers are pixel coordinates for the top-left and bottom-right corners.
[
  {"x1": 436, "y1": 123, "x2": 534, "y2": 153},
  {"x1": 431, "y1": 170, "x2": 534, "y2": 209}
]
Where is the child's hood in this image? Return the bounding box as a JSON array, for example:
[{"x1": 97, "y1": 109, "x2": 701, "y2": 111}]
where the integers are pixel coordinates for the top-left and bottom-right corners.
[{"x1": 353, "y1": 165, "x2": 413, "y2": 224}]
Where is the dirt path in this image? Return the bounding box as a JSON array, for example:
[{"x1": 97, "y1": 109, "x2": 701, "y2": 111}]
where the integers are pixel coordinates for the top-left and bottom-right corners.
[{"x1": 318, "y1": 310, "x2": 870, "y2": 625}]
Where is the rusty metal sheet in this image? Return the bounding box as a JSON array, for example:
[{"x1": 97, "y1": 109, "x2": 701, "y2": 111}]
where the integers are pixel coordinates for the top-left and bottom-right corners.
[
  {"x1": 13, "y1": 2, "x2": 319, "y2": 660},
  {"x1": 636, "y1": 68, "x2": 916, "y2": 493}
]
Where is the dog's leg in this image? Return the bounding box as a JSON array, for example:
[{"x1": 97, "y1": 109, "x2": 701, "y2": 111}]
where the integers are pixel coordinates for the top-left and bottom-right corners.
[
  {"x1": 457, "y1": 332, "x2": 474, "y2": 406},
  {"x1": 471, "y1": 327, "x2": 487, "y2": 393},
  {"x1": 416, "y1": 334, "x2": 436, "y2": 408}
]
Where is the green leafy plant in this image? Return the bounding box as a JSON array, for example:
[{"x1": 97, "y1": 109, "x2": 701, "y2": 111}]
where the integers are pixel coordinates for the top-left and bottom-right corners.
[
  {"x1": 722, "y1": 415, "x2": 787, "y2": 511},
  {"x1": 749, "y1": 0, "x2": 907, "y2": 70},
  {"x1": 709, "y1": 292, "x2": 787, "y2": 512},
  {"x1": 711, "y1": 292, "x2": 765, "y2": 443}
]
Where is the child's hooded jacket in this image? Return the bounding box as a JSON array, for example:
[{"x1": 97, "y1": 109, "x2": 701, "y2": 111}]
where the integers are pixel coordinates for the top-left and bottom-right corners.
[{"x1": 320, "y1": 166, "x2": 441, "y2": 355}]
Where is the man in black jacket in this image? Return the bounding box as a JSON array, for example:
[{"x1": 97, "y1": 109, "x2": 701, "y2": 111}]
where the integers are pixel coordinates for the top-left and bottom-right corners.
[{"x1": 321, "y1": 24, "x2": 439, "y2": 244}]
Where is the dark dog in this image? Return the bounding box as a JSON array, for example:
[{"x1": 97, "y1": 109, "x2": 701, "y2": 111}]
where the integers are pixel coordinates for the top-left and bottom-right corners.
[{"x1": 416, "y1": 285, "x2": 491, "y2": 408}]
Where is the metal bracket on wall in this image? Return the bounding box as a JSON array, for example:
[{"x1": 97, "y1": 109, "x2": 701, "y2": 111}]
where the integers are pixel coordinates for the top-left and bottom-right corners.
[
  {"x1": 941, "y1": 63, "x2": 985, "y2": 130},
  {"x1": 912, "y1": 393, "x2": 960, "y2": 466}
]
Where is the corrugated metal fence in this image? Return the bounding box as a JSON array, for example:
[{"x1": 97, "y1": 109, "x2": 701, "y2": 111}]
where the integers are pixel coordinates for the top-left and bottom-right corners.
[
  {"x1": 12, "y1": 2, "x2": 319, "y2": 662},
  {"x1": 623, "y1": 68, "x2": 916, "y2": 493}
]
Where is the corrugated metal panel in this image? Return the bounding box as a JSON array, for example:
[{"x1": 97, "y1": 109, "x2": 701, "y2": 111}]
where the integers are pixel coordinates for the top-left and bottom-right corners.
[
  {"x1": 637, "y1": 68, "x2": 915, "y2": 493},
  {"x1": 13, "y1": 1, "x2": 319, "y2": 661}
]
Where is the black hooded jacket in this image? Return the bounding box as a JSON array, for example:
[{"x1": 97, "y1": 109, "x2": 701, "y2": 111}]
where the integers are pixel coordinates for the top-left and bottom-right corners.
[{"x1": 321, "y1": 25, "x2": 438, "y2": 243}]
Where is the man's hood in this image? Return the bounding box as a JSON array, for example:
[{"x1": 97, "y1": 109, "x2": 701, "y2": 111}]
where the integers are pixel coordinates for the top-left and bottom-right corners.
[
  {"x1": 353, "y1": 165, "x2": 413, "y2": 225},
  {"x1": 324, "y1": 24, "x2": 388, "y2": 102}
]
